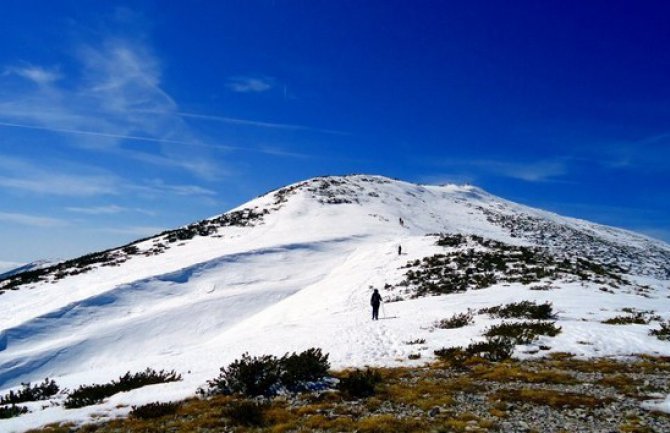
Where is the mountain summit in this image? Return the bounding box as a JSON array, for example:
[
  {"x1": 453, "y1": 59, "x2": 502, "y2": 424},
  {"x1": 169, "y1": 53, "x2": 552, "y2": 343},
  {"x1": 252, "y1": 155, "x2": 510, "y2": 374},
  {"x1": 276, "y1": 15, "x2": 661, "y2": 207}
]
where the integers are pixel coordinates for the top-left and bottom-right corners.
[{"x1": 1, "y1": 175, "x2": 669, "y2": 431}]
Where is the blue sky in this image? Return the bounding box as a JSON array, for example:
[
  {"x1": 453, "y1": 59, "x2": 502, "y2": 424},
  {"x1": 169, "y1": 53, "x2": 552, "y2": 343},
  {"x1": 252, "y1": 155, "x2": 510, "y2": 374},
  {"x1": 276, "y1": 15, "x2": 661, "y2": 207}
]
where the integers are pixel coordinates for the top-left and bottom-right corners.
[{"x1": 1, "y1": 1, "x2": 669, "y2": 268}]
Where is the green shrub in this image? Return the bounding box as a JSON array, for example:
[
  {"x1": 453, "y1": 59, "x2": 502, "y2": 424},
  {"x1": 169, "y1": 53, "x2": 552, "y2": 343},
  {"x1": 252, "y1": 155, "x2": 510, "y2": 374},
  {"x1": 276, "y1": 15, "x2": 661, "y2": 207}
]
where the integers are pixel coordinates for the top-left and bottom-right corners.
[
  {"x1": 480, "y1": 301, "x2": 556, "y2": 320},
  {"x1": 0, "y1": 404, "x2": 28, "y2": 419},
  {"x1": 207, "y1": 353, "x2": 281, "y2": 397},
  {"x1": 280, "y1": 348, "x2": 330, "y2": 389},
  {"x1": 435, "y1": 337, "x2": 515, "y2": 364},
  {"x1": 436, "y1": 311, "x2": 474, "y2": 329},
  {"x1": 465, "y1": 337, "x2": 514, "y2": 362},
  {"x1": 434, "y1": 347, "x2": 471, "y2": 369},
  {"x1": 484, "y1": 321, "x2": 561, "y2": 345},
  {"x1": 204, "y1": 348, "x2": 331, "y2": 397},
  {"x1": 0, "y1": 378, "x2": 59, "y2": 404},
  {"x1": 338, "y1": 368, "x2": 382, "y2": 398},
  {"x1": 602, "y1": 314, "x2": 649, "y2": 325},
  {"x1": 650, "y1": 321, "x2": 670, "y2": 341},
  {"x1": 223, "y1": 400, "x2": 267, "y2": 426},
  {"x1": 130, "y1": 401, "x2": 181, "y2": 419},
  {"x1": 64, "y1": 369, "x2": 181, "y2": 409}
]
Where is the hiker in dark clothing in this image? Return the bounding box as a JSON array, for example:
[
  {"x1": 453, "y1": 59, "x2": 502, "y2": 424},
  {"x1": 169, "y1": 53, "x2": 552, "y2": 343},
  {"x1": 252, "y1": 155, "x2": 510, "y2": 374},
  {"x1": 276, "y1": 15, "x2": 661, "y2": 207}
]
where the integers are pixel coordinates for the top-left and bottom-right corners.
[
  {"x1": 398, "y1": 245, "x2": 402, "y2": 255},
  {"x1": 399, "y1": 217, "x2": 404, "y2": 226},
  {"x1": 370, "y1": 289, "x2": 382, "y2": 320}
]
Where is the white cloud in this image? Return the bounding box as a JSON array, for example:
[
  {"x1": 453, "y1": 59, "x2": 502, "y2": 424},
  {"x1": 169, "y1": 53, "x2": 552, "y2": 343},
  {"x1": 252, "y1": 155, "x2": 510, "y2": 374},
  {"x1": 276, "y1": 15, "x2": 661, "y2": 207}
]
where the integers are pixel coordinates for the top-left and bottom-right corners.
[
  {"x1": 0, "y1": 38, "x2": 227, "y2": 180},
  {"x1": 437, "y1": 158, "x2": 569, "y2": 182},
  {"x1": 227, "y1": 76, "x2": 275, "y2": 93},
  {"x1": 66, "y1": 205, "x2": 156, "y2": 216},
  {"x1": 0, "y1": 211, "x2": 68, "y2": 227},
  {"x1": 4, "y1": 65, "x2": 61, "y2": 84}
]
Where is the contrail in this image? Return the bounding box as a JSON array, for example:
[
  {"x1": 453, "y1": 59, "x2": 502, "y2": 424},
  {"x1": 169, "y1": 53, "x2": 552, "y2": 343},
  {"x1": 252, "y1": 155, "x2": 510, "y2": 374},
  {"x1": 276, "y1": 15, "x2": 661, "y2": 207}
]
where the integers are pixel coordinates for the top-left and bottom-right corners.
[
  {"x1": 0, "y1": 121, "x2": 238, "y2": 151},
  {"x1": 0, "y1": 120, "x2": 316, "y2": 158},
  {"x1": 136, "y1": 110, "x2": 350, "y2": 136}
]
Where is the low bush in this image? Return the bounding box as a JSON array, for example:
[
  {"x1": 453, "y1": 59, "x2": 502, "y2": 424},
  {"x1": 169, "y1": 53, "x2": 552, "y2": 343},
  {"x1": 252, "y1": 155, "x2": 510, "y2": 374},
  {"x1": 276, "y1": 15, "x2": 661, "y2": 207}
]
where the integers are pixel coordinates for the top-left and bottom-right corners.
[
  {"x1": 434, "y1": 347, "x2": 472, "y2": 369},
  {"x1": 408, "y1": 353, "x2": 421, "y2": 360},
  {"x1": 0, "y1": 404, "x2": 28, "y2": 419},
  {"x1": 602, "y1": 313, "x2": 649, "y2": 325},
  {"x1": 280, "y1": 348, "x2": 330, "y2": 390},
  {"x1": 223, "y1": 400, "x2": 267, "y2": 426},
  {"x1": 130, "y1": 401, "x2": 181, "y2": 419},
  {"x1": 404, "y1": 338, "x2": 426, "y2": 345},
  {"x1": 484, "y1": 321, "x2": 561, "y2": 345},
  {"x1": 339, "y1": 368, "x2": 382, "y2": 398},
  {"x1": 650, "y1": 321, "x2": 670, "y2": 341},
  {"x1": 480, "y1": 301, "x2": 555, "y2": 320},
  {"x1": 465, "y1": 337, "x2": 514, "y2": 362},
  {"x1": 0, "y1": 378, "x2": 59, "y2": 404},
  {"x1": 435, "y1": 336, "x2": 515, "y2": 365},
  {"x1": 204, "y1": 348, "x2": 331, "y2": 397},
  {"x1": 436, "y1": 311, "x2": 474, "y2": 329},
  {"x1": 64, "y1": 369, "x2": 181, "y2": 409}
]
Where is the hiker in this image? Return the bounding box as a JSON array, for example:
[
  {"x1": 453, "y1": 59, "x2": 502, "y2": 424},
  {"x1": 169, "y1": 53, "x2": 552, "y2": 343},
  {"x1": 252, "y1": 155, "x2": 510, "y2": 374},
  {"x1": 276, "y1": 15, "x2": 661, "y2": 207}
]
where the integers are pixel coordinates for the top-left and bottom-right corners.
[
  {"x1": 398, "y1": 245, "x2": 402, "y2": 255},
  {"x1": 399, "y1": 217, "x2": 404, "y2": 226},
  {"x1": 370, "y1": 289, "x2": 382, "y2": 320}
]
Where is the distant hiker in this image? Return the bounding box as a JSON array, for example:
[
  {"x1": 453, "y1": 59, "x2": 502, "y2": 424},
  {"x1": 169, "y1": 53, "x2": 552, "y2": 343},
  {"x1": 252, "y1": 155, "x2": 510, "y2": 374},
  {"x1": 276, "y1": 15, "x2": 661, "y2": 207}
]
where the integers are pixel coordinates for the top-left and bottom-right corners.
[
  {"x1": 370, "y1": 289, "x2": 382, "y2": 320},
  {"x1": 398, "y1": 245, "x2": 402, "y2": 255},
  {"x1": 399, "y1": 217, "x2": 404, "y2": 226}
]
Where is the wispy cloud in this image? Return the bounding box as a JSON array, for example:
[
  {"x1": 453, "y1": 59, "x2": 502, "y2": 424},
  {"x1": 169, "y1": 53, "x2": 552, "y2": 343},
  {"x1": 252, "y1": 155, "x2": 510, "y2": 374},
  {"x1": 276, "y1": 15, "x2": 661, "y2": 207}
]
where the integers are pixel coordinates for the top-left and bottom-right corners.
[
  {"x1": 227, "y1": 75, "x2": 275, "y2": 93},
  {"x1": 3, "y1": 65, "x2": 61, "y2": 85},
  {"x1": 173, "y1": 111, "x2": 349, "y2": 135},
  {"x1": 0, "y1": 156, "x2": 120, "y2": 196},
  {"x1": 0, "y1": 37, "x2": 228, "y2": 180},
  {"x1": 0, "y1": 211, "x2": 68, "y2": 227},
  {"x1": 65, "y1": 205, "x2": 155, "y2": 216},
  {"x1": 436, "y1": 158, "x2": 569, "y2": 182},
  {"x1": 0, "y1": 156, "x2": 217, "y2": 199}
]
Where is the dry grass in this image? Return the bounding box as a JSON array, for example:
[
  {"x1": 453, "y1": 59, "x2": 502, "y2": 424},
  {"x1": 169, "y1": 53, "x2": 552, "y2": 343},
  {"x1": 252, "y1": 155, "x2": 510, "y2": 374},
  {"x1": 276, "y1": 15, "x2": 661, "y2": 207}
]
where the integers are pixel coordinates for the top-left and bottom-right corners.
[
  {"x1": 471, "y1": 363, "x2": 578, "y2": 385},
  {"x1": 356, "y1": 414, "x2": 429, "y2": 433},
  {"x1": 489, "y1": 387, "x2": 609, "y2": 409}
]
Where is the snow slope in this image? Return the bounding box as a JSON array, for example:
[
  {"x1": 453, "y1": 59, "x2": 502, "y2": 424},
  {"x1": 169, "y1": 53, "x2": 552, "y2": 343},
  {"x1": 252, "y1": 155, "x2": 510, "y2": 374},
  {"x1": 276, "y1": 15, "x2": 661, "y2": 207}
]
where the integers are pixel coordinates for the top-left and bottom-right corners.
[{"x1": 1, "y1": 175, "x2": 669, "y2": 431}]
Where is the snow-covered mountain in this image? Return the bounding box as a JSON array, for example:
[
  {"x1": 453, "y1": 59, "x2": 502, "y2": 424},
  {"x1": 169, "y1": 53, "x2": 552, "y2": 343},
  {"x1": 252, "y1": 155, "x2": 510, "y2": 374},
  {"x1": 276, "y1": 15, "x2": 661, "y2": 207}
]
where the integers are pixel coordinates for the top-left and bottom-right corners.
[
  {"x1": 1, "y1": 174, "x2": 669, "y2": 431},
  {"x1": 0, "y1": 260, "x2": 60, "y2": 280}
]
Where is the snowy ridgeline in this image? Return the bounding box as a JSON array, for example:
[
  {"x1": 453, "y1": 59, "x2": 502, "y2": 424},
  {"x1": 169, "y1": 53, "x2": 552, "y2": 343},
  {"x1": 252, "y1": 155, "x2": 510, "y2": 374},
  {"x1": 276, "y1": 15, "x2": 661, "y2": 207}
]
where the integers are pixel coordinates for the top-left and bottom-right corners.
[{"x1": 0, "y1": 174, "x2": 669, "y2": 431}]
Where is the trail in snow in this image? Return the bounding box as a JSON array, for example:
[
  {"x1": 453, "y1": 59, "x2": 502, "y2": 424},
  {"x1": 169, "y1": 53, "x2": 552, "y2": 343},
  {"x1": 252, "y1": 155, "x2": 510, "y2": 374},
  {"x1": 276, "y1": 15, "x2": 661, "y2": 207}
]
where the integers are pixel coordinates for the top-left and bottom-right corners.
[{"x1": 0, "y1": 174, "x2": 669, "y2": 432}]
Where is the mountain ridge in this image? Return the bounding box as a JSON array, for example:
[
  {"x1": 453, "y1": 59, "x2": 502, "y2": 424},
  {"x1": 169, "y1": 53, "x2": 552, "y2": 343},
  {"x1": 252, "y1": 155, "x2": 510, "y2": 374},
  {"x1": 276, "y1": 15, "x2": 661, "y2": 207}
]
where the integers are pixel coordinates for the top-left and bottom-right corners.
[{"x1": 0, "y1": 174, "x2": 669, "y2": 432}]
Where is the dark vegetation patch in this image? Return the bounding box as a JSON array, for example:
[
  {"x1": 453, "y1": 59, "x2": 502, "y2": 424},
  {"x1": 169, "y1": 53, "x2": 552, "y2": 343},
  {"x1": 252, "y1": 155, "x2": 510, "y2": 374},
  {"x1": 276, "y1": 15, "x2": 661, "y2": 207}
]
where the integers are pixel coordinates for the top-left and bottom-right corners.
[
  {"x1": 0, "y1": 404, "x2": 28, "y2": 419},
  {"x1": 404, "y1": 338, "x2": 426, "y2": 345},
  {"x1": 602, "y1": 308, "x2": 661, "y2": 325},
  {"x1": 130, "y1": 401, "x2": 182, "y2": 420},
  {"x1": 650, "y1": 320, "x2": 670, "y2": 341},
  {"x1": 0, "y1": 378, "x2": 59, "y2": 404},
  {"x1": 338, "y1": 368, "x2": 383, "y2": 398},
  {"x1": 202, "y1": 348, "x2": 330, "y2": 397},
  {"x1": 479, "y1": 207, "x2": 670, "y2": 280},
  {"x1": 223, "y1": 400, "x2": 268, "y2": 426},
  {"x1": 484, "y1": 321, "x2": 561, "y2": 345},
  {"x1": 19, "y1": 354, "x2": 670, "y2": 433},
  {"x1": 64, "y1": 369, "x2": 182, "y2": 409},
  {"x1": 479, "y1": 301, "x2": 556, "y2": 320},
  {"x1": 435, "y1": 337, "x2": 515, "y2": 365},
  {"x1": 435, "y1": 310, "x2": 474, "y2": 329},
  {"x1": 396, "y1": 234, "x2": 626, "y2": 298},
  {"x1": 0, "y1": 207, "x2": 267, "y2": 292}
]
